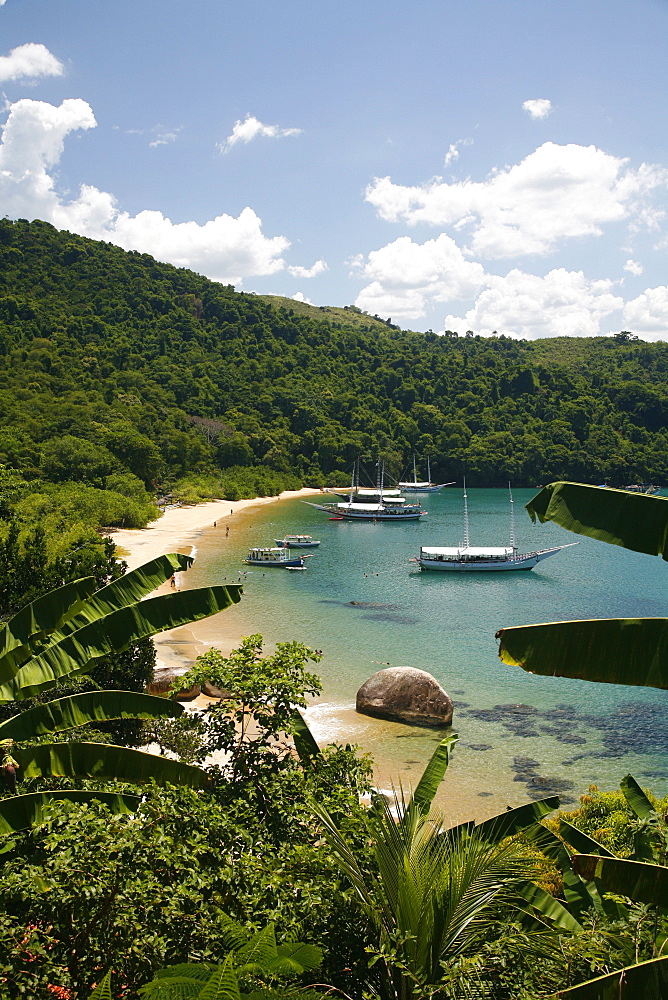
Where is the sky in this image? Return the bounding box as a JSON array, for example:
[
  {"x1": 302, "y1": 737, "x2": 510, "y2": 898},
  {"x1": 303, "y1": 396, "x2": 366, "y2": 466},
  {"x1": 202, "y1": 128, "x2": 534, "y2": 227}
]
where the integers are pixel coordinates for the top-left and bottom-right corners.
[{"x1": 1, "y1": 0, "x2": 668, "y2": 340}]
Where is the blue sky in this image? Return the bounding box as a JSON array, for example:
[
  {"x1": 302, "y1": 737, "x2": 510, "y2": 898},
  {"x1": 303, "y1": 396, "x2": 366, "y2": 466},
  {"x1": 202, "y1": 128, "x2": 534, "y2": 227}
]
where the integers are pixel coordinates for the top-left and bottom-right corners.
[{"x1": 1, "y1": 0, "x2": 668, "y2": 339}]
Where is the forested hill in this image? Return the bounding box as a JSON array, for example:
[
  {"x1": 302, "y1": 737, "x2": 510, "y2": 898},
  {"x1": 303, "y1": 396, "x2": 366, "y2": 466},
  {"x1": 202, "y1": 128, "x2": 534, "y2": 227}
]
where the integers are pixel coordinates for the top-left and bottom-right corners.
[{"x1": 2, "y1": 218, "x2": 668, "y2": 500}]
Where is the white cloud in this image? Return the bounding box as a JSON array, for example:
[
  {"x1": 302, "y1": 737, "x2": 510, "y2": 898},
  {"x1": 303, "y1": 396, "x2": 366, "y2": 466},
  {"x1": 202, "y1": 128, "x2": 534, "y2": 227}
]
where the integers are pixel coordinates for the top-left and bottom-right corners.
[
  {"x1": 0, "y1": 43, "x2": 64, "y2": 83},
  {"x1": 292, "y1": 291, "x2": 313, "y2": 304},
  {"x1": 149, "y1": 126, "x2": 180, "y2": 148},
  {"x1": 288, "y1": 259, "x2": 328, "y2": 278},
  {"x1": 219, "y1": 113, "x2": 302, "y2": 152},
  {"x1": 623, "y1": 286, "x2": 668, "y2": 340},
  {"x1": 365, "y1": 142, "x2": 668, "y2": 259},
  {"x1": 354, "y1": 234, "x2": 487, "y2": 319},
  {"x1": 443, "y1": 268, "x2": 623, "y2": 339},
  {"x1": 522, "y1": 98, "x2": 552, "y2": 120},
  {"x1": 624, "y1": 259, "x2": 644, "y2": 275},
  {"x1": 444, "y1": 137, "x2": 473, "y2": 167},
  {"x1": 0, "y1": 98, "x2": 291, "y2": 284}
]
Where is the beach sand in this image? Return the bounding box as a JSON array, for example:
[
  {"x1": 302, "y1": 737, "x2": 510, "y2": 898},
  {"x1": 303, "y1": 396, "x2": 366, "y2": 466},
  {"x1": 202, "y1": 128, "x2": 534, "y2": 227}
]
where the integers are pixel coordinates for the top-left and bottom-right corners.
[{"x1": 109, "y1": 488, "x2": 322, "y2": 672}]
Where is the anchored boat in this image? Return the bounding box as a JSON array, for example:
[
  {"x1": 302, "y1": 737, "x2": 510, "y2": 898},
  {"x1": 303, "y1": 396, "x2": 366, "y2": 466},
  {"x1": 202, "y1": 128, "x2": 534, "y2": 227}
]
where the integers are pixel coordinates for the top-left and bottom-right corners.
[
  {"x1": 274, "y1": 534, "x2": 321, "y2": 548},
  {"x1": 414, "y1": 484, "x2": 576, "y2": 572},
  {"x1": 399, "y1": 455, "x2": 455, "y2": 493},
  {"x1": 305, "y1": 459, "x2": 426, "y2": 521},
  {"x1": 244, "y1": 546, "x2": 306, "y2": 568}
]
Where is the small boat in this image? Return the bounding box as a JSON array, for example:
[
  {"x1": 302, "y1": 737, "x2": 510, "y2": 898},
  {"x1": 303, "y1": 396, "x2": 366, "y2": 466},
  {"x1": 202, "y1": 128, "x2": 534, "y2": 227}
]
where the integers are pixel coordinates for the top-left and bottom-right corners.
[
  {"x1": 285, "y1": 564, "x2": 308, "y2": 571},
  {"x1": 399, "y1": 456, "x2": 455, "y2": 493},
  {"x1": 244, "y1": 546, "x2": 306, "y2": 568},
  {"x1": 415, "y1": 484, "x2": 576, "y2": 572},
  {"x1": 274, "y1": 534, "x2": 321, "y2": 548}
]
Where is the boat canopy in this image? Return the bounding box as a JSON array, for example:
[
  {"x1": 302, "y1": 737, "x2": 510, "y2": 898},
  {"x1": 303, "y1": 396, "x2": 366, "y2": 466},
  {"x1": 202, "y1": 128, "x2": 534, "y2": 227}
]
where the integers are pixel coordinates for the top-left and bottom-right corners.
[
  {"x1": 398, "y1": 481, "x2": 431, "y2": 489},
  {"x1": 421, "y1": 546, "x2": 515, "y2": 558}
]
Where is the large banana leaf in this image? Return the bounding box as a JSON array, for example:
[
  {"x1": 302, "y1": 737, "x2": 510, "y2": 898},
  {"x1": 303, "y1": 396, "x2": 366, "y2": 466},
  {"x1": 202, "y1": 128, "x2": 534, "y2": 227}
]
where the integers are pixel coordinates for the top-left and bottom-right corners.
[
  {"x1": 475, "y1": 796, "x2": 559, "y2": 843},
  {"x1": 56, "y1": 553, "x2": 194, "y2": 636},
  {"x1": 552, "y1": 956, "x2": 668, "y2": 998},
  {"x1": 526, "y1": 824, "x2": 602, "y2": 916},
  {"x1": 516, "y1": 880, "x2": 584, "y2": 933},
  {"x1": 571, "y1": 855, "x2": 668, "y2": 907},
  {"x1": 496, "y1": 617, "x2": 668, "y2": 689},
  {"x1": 0, "y1": 577, "x2": 97, "y2": 678},
  {"x1": 411, "y1": 735, "x2": 458, "y2": 814},
  {"x1": 620, "y1": 773, "x2": 655, "y2": 819},
  {"x1": 558, "y1": 820, "x2": 616, "y2": 858},
  {"x1": 0, "y1": 790, "x2": 140, "y2": 836},
  {"x1": 0, "y1": 691, "x2": 184, "y2": 741},
  {"x1": 526, "y1": 482, "x2": 668, "y2": 559},
  {"x1": 14, "y1": 742, "x2": 211, "y2": 788},
  {"x1": 0, "y1": 584, "x2": 242, "y2": 701},
  {"x1": 289, "y1": 710, "x2": 321, "y2": 763}
]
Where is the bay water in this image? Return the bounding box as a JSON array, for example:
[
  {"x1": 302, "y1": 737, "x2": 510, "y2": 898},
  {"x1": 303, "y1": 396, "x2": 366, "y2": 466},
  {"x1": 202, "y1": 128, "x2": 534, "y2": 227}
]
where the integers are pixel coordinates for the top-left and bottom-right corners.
[{"x1": 180, "y1": 488, "x2": 668, "y2": 821}]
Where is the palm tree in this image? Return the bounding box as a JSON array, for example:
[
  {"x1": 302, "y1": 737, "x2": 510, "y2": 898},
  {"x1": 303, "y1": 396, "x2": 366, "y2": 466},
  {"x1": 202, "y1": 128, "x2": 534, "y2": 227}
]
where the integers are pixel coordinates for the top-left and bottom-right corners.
[
  {"x1": 0, "y1": 552, "x2": 241, "y2": 834},
  {"x1": 313, "y1": 738, "x2": 561, "y2": 1000}
]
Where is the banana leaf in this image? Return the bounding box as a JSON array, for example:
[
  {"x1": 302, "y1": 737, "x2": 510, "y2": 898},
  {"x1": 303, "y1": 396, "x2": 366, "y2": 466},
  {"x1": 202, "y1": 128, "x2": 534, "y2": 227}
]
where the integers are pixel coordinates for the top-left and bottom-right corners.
[
  {"x1": 289, "y1": 710, "x2": 321, "y2": 763},
  {"x1": 526, "y1": 824, "x2": 601, "y2": 916},
  {"x1": 526, "y1": 482, "x2": 668, "y2": 559},
  {"x1": 559, "y1": 820, "x2": 616, "y2": 858},
  {"x1": 0, "y1": 691, "x2": 184, "y2": 741},
  {"x1": 552, "y1": 956, "x2": 668, "y2": 998},
  {"x1": 571, "y1": 855, "x2": 668, "y2": 906},
  {"x1": 0, "y1": 584, "x2": 242, "y2": 702},
  {"x1": 517, "y1": 880, "x2": 583, "y2": 933},
  {"x1": 620, "y1": 773, "x2": 655, "y2": 819},
  {"x1": 496, "y1": 617, "x2": 668, "y2": 690},
  {"x1": 14, "y1": 742, "x2": 211, "y2": 788},
  {"x1": 0, "y1": 790, "x2": 140, "y2": 837},
  {"x1": 475, "y1": 796, "x2": 559, "y2": 843},
  {"x1": 0, "y1": 578, "x2": 97, "y2": 680},
  {"x1": 55, "y1": 553, "x2": 194, "y2": 638},
  {"x1": 411, "y1": 735, "x2": 458, "y2": 814}
]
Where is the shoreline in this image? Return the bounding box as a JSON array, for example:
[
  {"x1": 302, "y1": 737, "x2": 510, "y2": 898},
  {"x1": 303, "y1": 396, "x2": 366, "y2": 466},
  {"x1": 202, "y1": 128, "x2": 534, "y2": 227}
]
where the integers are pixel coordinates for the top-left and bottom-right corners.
[
  {"x1": 110, "y1": 487, "x2": 323, "y2": 572},
  {"x1": 109, "y1": 487, "x2": 323, "y2": 674}
]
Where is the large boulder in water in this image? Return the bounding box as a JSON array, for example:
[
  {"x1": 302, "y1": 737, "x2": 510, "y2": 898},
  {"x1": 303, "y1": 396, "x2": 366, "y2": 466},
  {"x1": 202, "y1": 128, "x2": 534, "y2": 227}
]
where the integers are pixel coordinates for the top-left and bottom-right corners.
[{"x1": 356, "y1": 666, "x2": 453, "y2": 728}]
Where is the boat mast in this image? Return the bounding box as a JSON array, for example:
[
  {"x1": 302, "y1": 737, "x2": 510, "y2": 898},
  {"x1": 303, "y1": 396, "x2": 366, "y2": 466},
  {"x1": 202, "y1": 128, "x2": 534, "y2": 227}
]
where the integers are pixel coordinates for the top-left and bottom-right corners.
[
  {"x1": 427, "y1": 456, "x2": 431, "y2": 484},
  {"x1": 349, "y1": 457, "x2": 357, "y2": 504},
  {"x1": 413, "y1": 454, "x2": 417, "y2": 484},
  {"x1": 509, "y1": 482, "x2": 517, "y2": 551},
  {"x1": 463, "y1": 476, "x2": 470, "y2": 548}
]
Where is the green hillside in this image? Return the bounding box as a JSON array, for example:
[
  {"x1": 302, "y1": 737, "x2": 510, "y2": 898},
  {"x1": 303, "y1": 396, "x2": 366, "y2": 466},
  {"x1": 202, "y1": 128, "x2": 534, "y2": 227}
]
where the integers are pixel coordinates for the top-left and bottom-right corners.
[{"x1": 1, "y1": 217, "x2": 667, "y2": 510}]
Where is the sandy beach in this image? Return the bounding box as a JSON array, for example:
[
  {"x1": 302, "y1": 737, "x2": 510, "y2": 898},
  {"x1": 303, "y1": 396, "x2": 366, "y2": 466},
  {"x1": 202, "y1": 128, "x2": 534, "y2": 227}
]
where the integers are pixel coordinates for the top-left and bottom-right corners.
[{"x1": 110, "y1": 487, "x2": 322, "y2": 673}]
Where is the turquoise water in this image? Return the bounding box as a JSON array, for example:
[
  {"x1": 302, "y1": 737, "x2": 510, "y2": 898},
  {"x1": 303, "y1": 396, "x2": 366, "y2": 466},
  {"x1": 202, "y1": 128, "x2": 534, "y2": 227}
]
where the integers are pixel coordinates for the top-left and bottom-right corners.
[{"x1": 181, "y1": 489, "x2": 668, "y2": 821}]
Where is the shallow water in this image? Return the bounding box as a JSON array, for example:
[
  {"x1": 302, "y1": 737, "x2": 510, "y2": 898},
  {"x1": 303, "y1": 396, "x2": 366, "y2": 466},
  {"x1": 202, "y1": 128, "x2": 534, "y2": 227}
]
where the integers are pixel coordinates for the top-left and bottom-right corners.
[{"x1": 180, "y1": 488, "x2": 668, "y2": 822}]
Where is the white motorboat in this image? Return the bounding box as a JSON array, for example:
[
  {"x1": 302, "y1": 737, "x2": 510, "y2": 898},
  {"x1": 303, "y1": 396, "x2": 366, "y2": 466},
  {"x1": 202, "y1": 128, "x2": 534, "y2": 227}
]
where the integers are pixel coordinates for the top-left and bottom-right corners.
[
  {"x1": 274, "y1": 534, "x2": 321, "y2": 548},
  {"x1": 244, "y1": 546, "x2": 306, "y2": 568}
]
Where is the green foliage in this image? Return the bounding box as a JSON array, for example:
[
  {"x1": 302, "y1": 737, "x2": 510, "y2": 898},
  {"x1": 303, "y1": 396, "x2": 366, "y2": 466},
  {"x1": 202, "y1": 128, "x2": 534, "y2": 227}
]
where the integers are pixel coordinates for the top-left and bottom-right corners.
[
  {"x1": 139, "y1": 915, "x2": 325, "y2": 1000},
  {"x1": 2, "y1": 219, "x2": 668, "y2": 503}
]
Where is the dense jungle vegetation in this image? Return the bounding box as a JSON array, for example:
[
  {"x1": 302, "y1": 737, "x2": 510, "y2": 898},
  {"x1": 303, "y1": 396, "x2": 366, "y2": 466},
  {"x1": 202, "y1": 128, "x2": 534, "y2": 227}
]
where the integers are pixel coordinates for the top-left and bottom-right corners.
[{"x1": 2, "y1": 218, "x2": 668, "y2": 515}]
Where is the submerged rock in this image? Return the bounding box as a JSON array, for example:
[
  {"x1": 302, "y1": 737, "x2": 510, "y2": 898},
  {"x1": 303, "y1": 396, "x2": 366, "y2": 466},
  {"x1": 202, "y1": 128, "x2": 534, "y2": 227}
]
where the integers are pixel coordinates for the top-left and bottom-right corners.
[{"x1": 356, "y1": 666, "x2": 453, "y2": 728}]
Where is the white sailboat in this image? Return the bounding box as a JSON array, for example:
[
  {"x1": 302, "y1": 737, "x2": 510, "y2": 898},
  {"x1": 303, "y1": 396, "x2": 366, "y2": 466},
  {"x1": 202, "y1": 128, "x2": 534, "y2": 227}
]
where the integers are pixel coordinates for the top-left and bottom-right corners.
[
  {"x1": 305, "y1": 460, "x2": 427, "y2": 521},
  {"x1": 415, "y1": 483, "x2": 576, "y2": 571},
  {"x1": 398, "y1": 456, "x2": 455, "y2": 493}
]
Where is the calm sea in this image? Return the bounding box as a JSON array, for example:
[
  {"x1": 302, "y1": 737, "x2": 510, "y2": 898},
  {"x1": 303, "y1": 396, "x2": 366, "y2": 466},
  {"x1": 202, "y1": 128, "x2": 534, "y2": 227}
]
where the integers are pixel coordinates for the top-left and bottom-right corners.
[{"x1": 179, "y1": 488, "x2": 668, "y2": 821}]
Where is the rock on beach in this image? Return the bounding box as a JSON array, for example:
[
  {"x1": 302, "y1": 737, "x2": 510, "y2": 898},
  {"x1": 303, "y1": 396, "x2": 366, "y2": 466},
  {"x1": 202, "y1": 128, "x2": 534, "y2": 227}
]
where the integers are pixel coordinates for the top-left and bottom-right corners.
[{"x1": 356, "y1": 666, "x2": 454, "y2": 728}]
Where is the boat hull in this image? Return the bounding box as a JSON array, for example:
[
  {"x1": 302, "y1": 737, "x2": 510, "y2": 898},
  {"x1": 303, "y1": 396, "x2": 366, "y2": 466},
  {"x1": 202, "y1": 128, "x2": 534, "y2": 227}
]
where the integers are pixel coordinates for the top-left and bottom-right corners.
[
  {"x1": 245, "y1": 556, "x2": 305, "y2": 567},
  {"x1": 417, "y1": 546, "x2": 569, "y2": 572},
  {"x1": 274, "y1": 538, "x2": 321, "y2": 548},
  {"x1": 306, "y1": 502, "x2": 425, "y2": 521}
]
